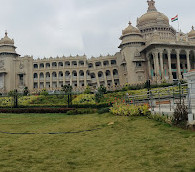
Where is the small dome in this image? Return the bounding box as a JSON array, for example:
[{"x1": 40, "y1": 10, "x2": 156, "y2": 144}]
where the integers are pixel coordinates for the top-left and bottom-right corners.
[
  {"x1": 122, "y1": 22, "x2": 140, "y2": 35},
  {"x1": 188, "y1": 26, "x2": 195, "y2": 38},
  {"x1": 0, "y1": 31, "x2": 14, "y2": 45}
]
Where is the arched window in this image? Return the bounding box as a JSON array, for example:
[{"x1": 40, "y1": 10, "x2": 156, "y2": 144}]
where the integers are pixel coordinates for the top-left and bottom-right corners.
[
  {"x1": 79, "y1": 61, "x2": 84, "y2": 66},
  {"x1": 46, "y1": 63, "x2": 50, "y2": 68},
  {"x1": 91, "y1": 73, "x2": 96, "y2": 79},
  {"x1": 46, "y1": 72, "x2": 50, "y2": 78},
  {"x1": 95, "y1": 62, "x2": 101, "y2": 67},
  {"x1": 33, "y1": 73, "x2": 38, "y2": 78},
  {"x1": 59, "y1": 71, "x2": 63, "y2": 77},
  {"x1": 98, "y1": 71, "x2": 103, "y2": 78},
  {"x1": 88, "y1": 63, "x2": 93, "y2": 68},
  {"x1": 111, "y1": 60, "x2": 117, "y2": 65},
  {"x1": 72, "y1": 71, "x2": 77, "y2": 77},
  {"x1": 33, "y1": 64, "x2": 38, "y2": 69},
  {"x1": 65, "y1": 61, "x2": 70, "y2": 66},
  {"x1": 40, "y1": 63, "x2": 44, "y2": 68},
  {"x1": 58, "y1": 62, "x2": 63, "y2": 67},
  {"x1": 65, "y1": 71, "x2": 70, "y2": 77},
  {"x1": 113, "y1": 69, "x2": 118, "y2": 76},
  {"x1": 79, "y1": 70, "x2": 84, "y2": 77},
  {"x1": 72, "y1": 61, "x2": 77, "y2": 66},
  {"x1": 106, "y1": 70, "x2": 111, "y2": 76},
  {"x1": 52, "y1": 72, "x2": 57, "y2": 78},
  {"x1": 103, "y1": 61, "x2": 109, "y2": 66},
  {"x1": 52, "y1": 62, "x2": 57, "y2": 67},
  {"x1": 40, "y1": 72, "x2": 44, "y2": 79}
]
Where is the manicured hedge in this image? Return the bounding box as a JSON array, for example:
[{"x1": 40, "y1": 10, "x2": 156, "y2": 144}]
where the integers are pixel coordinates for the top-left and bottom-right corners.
[{"x1": 0, "y1": 107, "x2": 74, "y2": 114}]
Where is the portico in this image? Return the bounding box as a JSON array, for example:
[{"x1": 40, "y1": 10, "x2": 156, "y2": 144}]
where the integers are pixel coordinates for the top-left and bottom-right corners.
[{"x1": 147, "y1": 47, "x2": 195, "y2": 82}]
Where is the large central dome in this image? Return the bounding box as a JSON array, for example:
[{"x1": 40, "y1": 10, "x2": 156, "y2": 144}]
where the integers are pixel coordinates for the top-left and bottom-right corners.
[{"x1": 137, "y1": 0, "x2": 169, "y2": 30}]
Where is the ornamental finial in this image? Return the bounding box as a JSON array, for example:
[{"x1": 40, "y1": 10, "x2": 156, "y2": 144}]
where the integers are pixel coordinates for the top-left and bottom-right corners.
[
  {"x1": 147, "y1": 0, "x2": 157, "y2": 12},
  {"x1": 5, "y1": 30, "x2": 8, "y2": 36},
  {"x1": 192, "y1": 26, "x2": 194, "y2": 30}
]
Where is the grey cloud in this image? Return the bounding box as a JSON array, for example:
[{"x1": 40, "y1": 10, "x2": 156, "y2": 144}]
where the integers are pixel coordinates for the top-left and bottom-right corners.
[{"x1": 0, "y1": 0, "x2": 194, "y2": 58}]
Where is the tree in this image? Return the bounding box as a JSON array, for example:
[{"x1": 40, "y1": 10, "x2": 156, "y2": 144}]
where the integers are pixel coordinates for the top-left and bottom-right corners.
[
  {"x1": 23, "y1": 87, "x2": 29, "y2": 96},
  {"x1": 62, "y1": 85, "x2": 73, "y2": 107},
  {"x1": 95, "y1": 85, "x2": 107, "y2": 103}
]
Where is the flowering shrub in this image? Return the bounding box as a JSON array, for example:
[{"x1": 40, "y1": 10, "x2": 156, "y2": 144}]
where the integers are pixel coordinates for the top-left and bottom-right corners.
[
  {"x1": 110, "y1": 99, "x2": 150, "y2": 116},
  {"x1": 72, "y1": 94, "x2": 95, "y2": 104}
]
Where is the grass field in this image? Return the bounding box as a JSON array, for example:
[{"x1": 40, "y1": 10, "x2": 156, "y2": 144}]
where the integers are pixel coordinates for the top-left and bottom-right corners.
[{"x1": 0, "y1": 113, "x2": 194, "y2": 172}]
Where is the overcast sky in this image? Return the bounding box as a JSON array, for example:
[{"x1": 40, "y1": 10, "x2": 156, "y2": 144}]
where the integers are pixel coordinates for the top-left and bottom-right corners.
[{"x1": 0, "y1": 0, "x2": 194, "y2": 58}]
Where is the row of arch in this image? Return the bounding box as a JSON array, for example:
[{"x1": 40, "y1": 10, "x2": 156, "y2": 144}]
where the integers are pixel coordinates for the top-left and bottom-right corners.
[
  {"x1": 33, "y1": 60, "x2": 117, "y2": 69},
  {"x1": 33, "y1": 69, "x2": 119, "y2": 79}
]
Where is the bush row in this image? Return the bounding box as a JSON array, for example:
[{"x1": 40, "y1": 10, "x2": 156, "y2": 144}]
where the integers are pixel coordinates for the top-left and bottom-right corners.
[
  {"x1": 0, "y1": 102, "x2": 112, "y2": 109},
  {"x1": 66, "y1": 109, "x2": 97, "y2": 115},
  {"x1": 0, "y1": 108, "x2": 74, "y2": 114}
]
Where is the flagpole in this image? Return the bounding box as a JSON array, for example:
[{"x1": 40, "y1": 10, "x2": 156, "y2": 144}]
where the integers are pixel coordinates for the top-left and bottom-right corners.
[{"x1": 177, "y1": 15, "x2": 180, "y2": 32}]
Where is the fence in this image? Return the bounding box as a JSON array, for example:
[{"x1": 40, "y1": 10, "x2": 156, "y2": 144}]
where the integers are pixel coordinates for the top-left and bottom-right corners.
[{"x1": 125, "y1": 83, "x2": 194, "y2": 114}]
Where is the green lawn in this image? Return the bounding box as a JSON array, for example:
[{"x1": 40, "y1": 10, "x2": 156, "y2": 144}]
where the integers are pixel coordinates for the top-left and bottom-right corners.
[{"x1": 0, "y1": 113, "x2": 194, "y2": 172}]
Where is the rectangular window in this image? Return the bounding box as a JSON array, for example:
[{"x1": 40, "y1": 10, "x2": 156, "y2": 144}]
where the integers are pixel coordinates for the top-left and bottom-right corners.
[{"x1": 136, "y1": 62, "x2": 142, "y2": 67}]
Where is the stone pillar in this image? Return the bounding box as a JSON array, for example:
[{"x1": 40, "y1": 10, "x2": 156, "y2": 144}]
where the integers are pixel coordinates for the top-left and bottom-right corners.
[
  {"x1": 147, "y1": 56, "x2": 152, "y2": 79},
  {"x1": 186, "y1": 50, "x2": 191, "y2": 72},
  {"x1": 70, "y1": 71, "x2": 72, "y2": 86},
  {"x1": 77, "y1": 71, "x2": 80, "y2": 88},
  {"x1": 184, "y1": 71, "x2": 195, "y2": 124},
  {"x1": 96, "y1": 72, "x2": 100, "y2": 87},
  {"x1": 103, "y1": 71, "x2": 108, "y2": 87},
  {"x1": 159, "y1": 51, "x2": 165, "y2": 80},
  {"x1": 50, "y1": 72, "x2": 52, "y2": 90},
  {"x1": 176, "y1": 49, "x2": 182, "y2": 80},
  {"x1": 38, "y1": 72, "x2": 40, "y2": 89},
  {"x1": 44, "y1": 72, "x2": 46, "y2": 88},
  {"x1": 84, "y1": 71, "x2": 87, "y2": 87},
  {"x1": 167, "y1": 50, "x2": 173, "y2": 81},
  {"x1": 111, "y1": 72, "x2": 115, "y2": 86},
  {"x1": 63, "y1": 70, "x2": 65, "y2": 86},
  {"x1": 153, "y1": 51, "x2": 160, "y2": 82},
  {"x1": 57, "y1": 72, "x2": 59, "y2": 89}
]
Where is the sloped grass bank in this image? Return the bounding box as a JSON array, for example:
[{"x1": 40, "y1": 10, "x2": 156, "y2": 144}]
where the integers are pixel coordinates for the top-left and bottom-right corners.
[{"x1": 0, "y1": 113, "x2": 194, "y2": 172}]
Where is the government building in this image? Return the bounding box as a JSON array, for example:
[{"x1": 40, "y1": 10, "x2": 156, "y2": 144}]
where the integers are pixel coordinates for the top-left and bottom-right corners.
[{"x1": 0, "y1": 0, "x2": 195, "y2": 93}]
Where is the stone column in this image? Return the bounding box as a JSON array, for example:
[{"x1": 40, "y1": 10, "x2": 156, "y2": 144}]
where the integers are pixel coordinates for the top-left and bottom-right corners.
[
  {"x1": 96, "y1": 72, "x2": 100, "y2": 87},
  {"x1": 147, "y1": 55, "x2": 152, "y2": 79},
  {"x1": 84, "y1": 71, "x2": 87, "y2": 87},
  {"x1": 186, "y1": 50, "x2": 191, "y2": 72},
  {"x1": 153, "y1": 51, "x2": 160, "y2": 82},
  {"x1": 184, "y1": 71, "x2": 195, "y2": 124},
  {"x1": 167, "y1": 50, "x2": 173, "y2": 81},
  {"x1": 77, "y1": 70, "x2": 80, "y2": 88},
  {"x1": 38, "y1": 72, "x2": 40, "y2": 89},
  {"x1": 50, "y1": 72, "x2": 52, "y2": 90},
  {"x1": 44, "y1": 72, "x2": 46, "y2": 88},
  {"x1": 159, "y1": 51, "x2": 165, "y2": 80},
  {"x1": 70, "y1": 71, "x2": 72, "y2": 86},
  {"x1": 111, "y1": 71, "x2": 115, "y2": 87},
  {"x1": 103, "y1": 71, "x2": 108, "y2": 87},
  {"x1": 57, "y1": 72, "x2": 59, "y2": 89},
  {"x1": 152, "y1": 54, "x2": 156, "y2": 81},
  {"x1": 176, "y1": 49, "x2": 182, "y2": 80},
  {"x1": 63, "y1": 70, "x2": 65, "y2": 86}
]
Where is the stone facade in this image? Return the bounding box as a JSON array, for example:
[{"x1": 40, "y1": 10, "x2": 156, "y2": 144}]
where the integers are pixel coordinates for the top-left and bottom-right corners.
[{"x1": 0, "y1": 0, "x2": 195, "y2": 93}]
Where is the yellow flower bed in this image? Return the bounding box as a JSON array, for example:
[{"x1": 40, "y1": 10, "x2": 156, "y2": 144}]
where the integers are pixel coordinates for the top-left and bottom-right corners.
[
  {"x1": 110, "y1": 100, "x2": 150, "y2": 116},
  {"x1": 72, "y1": 94, "x2": 95, "y2": 104},
  {"x1": 0, "y1": 96, "x2": 39, "y2": 107}
]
